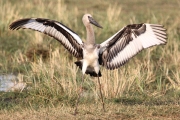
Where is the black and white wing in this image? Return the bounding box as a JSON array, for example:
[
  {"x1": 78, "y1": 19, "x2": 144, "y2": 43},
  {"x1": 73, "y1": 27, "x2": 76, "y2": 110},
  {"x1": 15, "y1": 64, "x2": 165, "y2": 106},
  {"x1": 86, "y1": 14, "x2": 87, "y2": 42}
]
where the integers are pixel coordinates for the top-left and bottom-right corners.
[
  {"x1": 99, "y1": 23, "x2": 167, "y2": 70},
  {"x1": 9, "y1": 18, "x2": 83, "y2": 58}
]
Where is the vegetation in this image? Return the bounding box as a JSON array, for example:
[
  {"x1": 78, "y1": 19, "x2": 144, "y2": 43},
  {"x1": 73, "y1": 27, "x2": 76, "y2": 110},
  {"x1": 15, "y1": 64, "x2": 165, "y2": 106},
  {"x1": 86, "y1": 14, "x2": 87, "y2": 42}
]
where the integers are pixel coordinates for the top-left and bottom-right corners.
[{"x1": 0, "y1": 0, "x2": 180, "y2": 119}]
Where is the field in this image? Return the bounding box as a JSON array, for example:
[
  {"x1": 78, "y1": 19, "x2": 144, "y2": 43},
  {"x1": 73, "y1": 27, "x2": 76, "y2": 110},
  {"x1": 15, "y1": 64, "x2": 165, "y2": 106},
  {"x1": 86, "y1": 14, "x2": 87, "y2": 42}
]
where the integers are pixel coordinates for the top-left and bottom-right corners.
[{"x1": 0, "y1": 0, "x2": 180, "y2": 119}]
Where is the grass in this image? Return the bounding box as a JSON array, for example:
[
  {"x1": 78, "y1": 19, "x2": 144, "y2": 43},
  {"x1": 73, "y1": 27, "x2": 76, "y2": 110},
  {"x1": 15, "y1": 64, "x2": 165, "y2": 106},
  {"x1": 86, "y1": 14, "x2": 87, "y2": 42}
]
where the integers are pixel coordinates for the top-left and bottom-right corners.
[
  {"x1": 0, "y1": 104, "x2": 180, "y2": 119},
  {"x1": 0, "y1": 0, "x2": 180, "y2": 119}
]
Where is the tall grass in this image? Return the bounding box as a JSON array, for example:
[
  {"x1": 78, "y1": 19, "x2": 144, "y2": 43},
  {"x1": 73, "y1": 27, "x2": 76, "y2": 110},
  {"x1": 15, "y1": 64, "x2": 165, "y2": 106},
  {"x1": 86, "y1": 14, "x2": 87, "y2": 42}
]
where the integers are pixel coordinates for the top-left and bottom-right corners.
[{"x1": 0, "y1": 0, "x2": 180, "y2": 111}]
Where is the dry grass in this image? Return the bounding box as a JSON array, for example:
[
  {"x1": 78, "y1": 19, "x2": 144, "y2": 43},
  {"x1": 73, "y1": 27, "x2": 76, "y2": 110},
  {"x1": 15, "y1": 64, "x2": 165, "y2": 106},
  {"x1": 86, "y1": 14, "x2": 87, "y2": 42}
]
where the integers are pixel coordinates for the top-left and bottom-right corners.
[
  {"x1": 0, "y1": 0, "x2": 180, "y2": 119},
  {"x1": 0, "y1": 103, "x2": 180, "y2": 120}
]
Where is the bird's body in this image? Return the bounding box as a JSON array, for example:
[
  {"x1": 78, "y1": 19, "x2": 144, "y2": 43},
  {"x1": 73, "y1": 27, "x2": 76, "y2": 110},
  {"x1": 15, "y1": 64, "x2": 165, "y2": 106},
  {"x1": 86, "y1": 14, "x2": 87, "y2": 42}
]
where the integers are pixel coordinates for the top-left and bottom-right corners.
[
  {"x1": 80, "y1": 14, "x2": 102, "y2": 76},
  {"x1": 82, "y1": 44, "x2": 100, "y2": 75},
  {"x1": 9, "y1": 14, "x2": 167, "y2": 113}
]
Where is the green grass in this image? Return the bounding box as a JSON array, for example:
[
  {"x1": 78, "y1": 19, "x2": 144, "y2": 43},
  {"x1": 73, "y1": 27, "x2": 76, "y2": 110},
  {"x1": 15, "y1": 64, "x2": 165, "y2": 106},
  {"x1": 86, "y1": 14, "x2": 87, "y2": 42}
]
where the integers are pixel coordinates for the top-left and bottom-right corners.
[{"x1": 0, "y1": 0, "x2": 180, "y2": 119}]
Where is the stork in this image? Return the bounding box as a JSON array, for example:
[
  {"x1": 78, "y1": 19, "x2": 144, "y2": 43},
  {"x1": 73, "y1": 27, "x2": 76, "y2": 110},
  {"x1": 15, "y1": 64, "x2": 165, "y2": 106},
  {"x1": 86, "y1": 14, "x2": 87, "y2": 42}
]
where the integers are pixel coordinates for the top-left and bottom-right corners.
[{"x1": 9, "y1": 14, "x2": 167, "y2": 114}]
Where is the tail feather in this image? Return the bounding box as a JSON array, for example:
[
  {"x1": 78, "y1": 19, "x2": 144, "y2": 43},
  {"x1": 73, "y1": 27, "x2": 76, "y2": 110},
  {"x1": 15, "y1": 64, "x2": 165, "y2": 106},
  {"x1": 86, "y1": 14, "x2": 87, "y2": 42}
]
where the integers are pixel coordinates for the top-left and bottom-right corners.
[{"x1": 74, "y1": 61, "x2": 102, "y2": 77}]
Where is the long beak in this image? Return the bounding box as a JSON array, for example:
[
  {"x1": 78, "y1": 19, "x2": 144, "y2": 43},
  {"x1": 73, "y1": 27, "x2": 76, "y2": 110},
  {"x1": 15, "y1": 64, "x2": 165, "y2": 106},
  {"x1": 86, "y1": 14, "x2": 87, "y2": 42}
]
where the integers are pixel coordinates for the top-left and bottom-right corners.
[{"x1": 88, "y1": 16, "x2": 103, "y2": 28}]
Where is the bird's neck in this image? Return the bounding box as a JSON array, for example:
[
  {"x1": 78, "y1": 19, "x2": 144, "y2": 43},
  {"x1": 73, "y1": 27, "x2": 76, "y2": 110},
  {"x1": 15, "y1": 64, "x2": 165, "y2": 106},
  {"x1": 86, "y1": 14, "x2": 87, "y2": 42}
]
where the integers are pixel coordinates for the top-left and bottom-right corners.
[{"x1": 86, "y1": 24, "x2": 95, "y2": 45}]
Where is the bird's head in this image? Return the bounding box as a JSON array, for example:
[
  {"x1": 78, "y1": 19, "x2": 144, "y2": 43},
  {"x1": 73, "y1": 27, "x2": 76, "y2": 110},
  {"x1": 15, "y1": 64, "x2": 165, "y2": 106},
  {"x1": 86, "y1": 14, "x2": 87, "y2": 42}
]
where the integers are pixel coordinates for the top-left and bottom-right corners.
[{"x1": 82, "y1": 14, "x2": 103, "y2": 28}]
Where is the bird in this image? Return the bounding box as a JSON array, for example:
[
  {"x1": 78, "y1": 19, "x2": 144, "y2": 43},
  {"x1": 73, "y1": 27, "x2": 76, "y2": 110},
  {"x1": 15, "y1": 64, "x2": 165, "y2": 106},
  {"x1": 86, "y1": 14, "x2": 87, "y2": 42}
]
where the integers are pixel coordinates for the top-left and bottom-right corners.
[{"x1": 9, "y1": 14, "x2": 167, "y2": 114}]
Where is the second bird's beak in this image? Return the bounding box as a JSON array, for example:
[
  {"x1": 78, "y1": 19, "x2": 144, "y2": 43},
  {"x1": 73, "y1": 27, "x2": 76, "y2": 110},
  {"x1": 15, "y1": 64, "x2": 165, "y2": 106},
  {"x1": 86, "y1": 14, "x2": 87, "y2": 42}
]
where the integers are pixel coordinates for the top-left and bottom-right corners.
[{"x1": 88, "y1": 16, "x2": 103, "y2": 28}]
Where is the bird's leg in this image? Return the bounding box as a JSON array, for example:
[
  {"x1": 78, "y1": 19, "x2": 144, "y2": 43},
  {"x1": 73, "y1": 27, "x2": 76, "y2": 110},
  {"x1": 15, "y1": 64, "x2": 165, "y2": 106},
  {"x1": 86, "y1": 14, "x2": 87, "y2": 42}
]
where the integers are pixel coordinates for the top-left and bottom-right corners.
[
  {"x1": 97, "y1": 76, "x2": 105, "y2": 112},
  {"x1": 74, "y1": 74, "x2": 84, "y2": 115}
]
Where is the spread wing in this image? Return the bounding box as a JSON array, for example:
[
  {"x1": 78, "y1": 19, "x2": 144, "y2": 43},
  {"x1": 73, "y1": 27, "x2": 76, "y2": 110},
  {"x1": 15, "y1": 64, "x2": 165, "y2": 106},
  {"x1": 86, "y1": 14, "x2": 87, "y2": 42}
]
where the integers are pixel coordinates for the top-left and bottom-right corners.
[
  {"x1": 99, "y1": 23, "x2": 167, "y2": 70},
  {"x1": 9, "y1": 18, "x2": 83, "y2": 58}
]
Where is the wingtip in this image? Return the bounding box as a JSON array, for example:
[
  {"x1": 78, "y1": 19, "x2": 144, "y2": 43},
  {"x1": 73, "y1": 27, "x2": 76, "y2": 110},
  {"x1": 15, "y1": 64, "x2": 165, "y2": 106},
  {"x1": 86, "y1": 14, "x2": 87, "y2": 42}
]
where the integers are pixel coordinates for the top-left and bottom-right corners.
[
  {"x1": 9, "y1": 21, "x2": 20, "y2": 30},
  {"x1": 9, "y1": 23, "x2": 17, "y2": 30},
  {"x1": 9, "y1": 22, "x2": 14, "y2": 30},
  {"x1": 9, "y1": 18, "x2": 32, "y2": 30},
  {"x1": 150, "y1": 24, "x2": 164, "y2": 27}
]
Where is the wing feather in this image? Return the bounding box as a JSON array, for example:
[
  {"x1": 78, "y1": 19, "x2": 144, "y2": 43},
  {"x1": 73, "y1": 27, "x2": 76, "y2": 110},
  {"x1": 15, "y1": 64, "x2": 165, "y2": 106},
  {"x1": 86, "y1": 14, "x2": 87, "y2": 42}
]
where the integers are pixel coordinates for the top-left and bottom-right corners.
[
  {"x1": 9, "y1": 18, "x2": 83, "y2": 58},
  {"x1": 100, "y1": 23, "x2": 167, "y2": 70}
]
